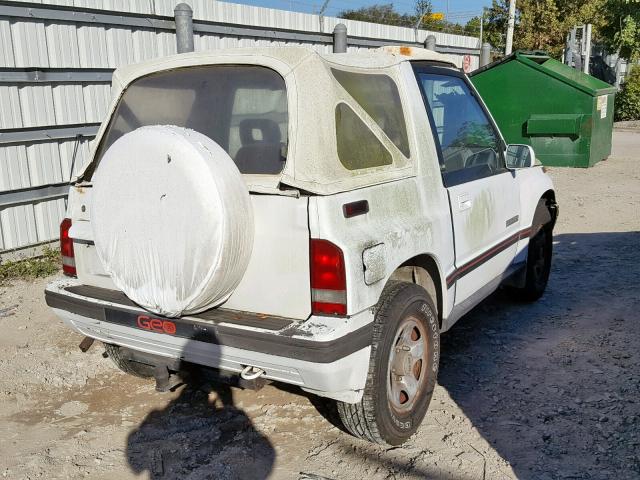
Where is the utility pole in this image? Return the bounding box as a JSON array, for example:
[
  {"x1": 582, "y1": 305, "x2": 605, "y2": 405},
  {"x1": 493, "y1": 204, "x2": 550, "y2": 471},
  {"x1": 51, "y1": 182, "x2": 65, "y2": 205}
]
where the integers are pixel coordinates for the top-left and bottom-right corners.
[
  {"x1": 583, "y1": 23, "x2": 592, "y2": 74},
  {"x1": 318, "y1": 0, "x2": 330, "y2": 32},
  {"x1": 505, "y1": 0, "x2": 516, "y2": 55},
  {"x1": 479, "y1": 7, "x2": 485, "y2": 46}
]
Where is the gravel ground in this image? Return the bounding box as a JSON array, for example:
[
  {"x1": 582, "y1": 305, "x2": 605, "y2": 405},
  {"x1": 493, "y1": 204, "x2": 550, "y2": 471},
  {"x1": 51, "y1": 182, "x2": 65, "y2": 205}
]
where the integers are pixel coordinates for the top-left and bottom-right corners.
[{"x1": 0, "y1": 130, "x2": 638, "y2": 480}]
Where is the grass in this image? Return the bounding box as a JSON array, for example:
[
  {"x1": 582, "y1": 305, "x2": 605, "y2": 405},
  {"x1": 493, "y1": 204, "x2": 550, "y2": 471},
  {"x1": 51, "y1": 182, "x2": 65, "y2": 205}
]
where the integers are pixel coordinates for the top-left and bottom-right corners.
[{"x1": 0, "y1": 246, "x2": 61, "y2": 282}]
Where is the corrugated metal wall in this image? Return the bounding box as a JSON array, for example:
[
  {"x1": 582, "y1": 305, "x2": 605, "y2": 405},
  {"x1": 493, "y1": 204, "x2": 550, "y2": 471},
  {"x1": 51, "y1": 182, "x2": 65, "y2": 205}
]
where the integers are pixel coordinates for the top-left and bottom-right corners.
[{"x1": 0, "y1": 0, "x2": 480, "y2": 258}]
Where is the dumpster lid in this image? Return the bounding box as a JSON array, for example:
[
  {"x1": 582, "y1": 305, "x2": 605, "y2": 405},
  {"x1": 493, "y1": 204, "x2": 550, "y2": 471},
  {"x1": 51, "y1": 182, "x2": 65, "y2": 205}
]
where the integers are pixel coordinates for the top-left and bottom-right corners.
[{"x1": 470, "y1": 50, "x2": 617, "y2": 96}]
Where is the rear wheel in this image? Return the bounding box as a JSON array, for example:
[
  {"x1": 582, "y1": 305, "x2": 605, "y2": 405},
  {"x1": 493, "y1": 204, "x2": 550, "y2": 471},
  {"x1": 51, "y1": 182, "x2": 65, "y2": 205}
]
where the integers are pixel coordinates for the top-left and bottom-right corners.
[
  {"x1": 337, "y1": 281, "x2": 439, "y2": 445},
  {"x1": 103, "y1": 343, "x2": 154, "y2": 378}
]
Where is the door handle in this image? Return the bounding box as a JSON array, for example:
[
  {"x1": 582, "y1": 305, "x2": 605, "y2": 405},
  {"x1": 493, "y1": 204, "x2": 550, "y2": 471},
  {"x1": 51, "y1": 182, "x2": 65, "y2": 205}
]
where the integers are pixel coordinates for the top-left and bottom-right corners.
[{"x1": 457, "y1": 193, "x2": 472, "y2": 211}]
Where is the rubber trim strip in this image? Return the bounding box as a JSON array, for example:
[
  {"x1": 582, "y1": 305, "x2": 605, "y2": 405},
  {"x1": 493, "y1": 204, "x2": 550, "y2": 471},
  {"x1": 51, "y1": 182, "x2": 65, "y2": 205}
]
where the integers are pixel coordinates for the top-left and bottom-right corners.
[
  {"x1": 446, "y1": 226, "x2": 532, "y2": 288},
  {"x1": 45, "y1": 289, "x2": 372, "y2": 364},
  {"x1": 65, "y1": 284, "x2": 294, "y2": 331}
]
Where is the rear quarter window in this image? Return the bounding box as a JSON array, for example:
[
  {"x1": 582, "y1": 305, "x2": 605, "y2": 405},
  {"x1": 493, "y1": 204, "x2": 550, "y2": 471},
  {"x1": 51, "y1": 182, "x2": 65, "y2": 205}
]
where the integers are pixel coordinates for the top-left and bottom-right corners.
[
  {"x1": 331, "y1": 68, "x2": 410, "y2": 158},
  {"x1": 335, "y1": 102, "x2": 393, "y2": 170}
]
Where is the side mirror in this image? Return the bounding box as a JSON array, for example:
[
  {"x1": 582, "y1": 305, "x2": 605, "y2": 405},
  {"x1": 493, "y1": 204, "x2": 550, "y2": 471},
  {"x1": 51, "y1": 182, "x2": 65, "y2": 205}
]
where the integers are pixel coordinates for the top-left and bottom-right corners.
[{"x1": 506, "y1": 144, "x2": 537, "y2": 169}]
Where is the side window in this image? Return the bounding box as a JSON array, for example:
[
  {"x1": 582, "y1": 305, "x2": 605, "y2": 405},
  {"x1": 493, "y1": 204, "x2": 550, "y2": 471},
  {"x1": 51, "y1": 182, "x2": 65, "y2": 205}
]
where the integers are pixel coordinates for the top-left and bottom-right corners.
[
  {"x1": 331, "y1": 68, "x2": 410, "y2": 157},
  {"x1": 335, "y1": 103, "x2": 393, "y2": 170},
  {"x1": 415, "y1": 71, "x2": 504, "y2": 185}
]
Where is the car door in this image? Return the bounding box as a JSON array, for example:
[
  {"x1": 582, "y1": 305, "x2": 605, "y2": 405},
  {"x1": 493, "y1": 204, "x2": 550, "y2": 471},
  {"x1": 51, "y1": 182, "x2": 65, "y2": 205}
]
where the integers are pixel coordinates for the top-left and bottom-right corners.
[{"x1": 413, "y1": 64, "x2": 521, "y2": 306}]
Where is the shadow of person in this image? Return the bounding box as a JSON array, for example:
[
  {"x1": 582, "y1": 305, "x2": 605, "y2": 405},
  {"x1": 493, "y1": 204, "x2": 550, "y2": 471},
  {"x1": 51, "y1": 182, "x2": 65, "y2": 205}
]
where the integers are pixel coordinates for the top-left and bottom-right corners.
[{"x1": 125, "y1": 330, "x2": 275, "y2": 479}]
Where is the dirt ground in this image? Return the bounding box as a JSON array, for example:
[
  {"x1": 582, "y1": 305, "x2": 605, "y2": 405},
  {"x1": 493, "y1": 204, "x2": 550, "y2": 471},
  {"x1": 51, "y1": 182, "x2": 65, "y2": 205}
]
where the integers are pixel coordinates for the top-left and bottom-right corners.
[{"x1": 0, "y1": 130, "x2": 638, "y2": 480}]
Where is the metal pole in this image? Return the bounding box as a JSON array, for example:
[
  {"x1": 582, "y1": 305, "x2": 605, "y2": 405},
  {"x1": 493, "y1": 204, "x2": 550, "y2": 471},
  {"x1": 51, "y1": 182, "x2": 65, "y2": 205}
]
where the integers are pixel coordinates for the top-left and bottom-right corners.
[
  {"x1": 414, "y1": 6, "x2": 425, "y2": 43},
  {"x1": 174, "y1": 3, "x2": 194, "y2": 54},
  {"x1": 567, "y1": 27, "x2": 576, "y2": 67},
  {"x1": 583, "y1": 23, "x2": 592, "y2": 74},
  {"x1": 480, "y1": 42, "x2": 491, "y2": 67},
  {"x1": 333, "y1": 23, "x2": 347, "y2": 53},
  {"x1": 574, "y1": 26, "x2": 583, "y2": 71},
  {"x1": 505, "y1": 0, "x2": 516, "y2": 55},
  {"x1": 614, "y1": 52, "x2": 622, "y2": 88},
  {"x1": 318, "y1": 0, "x2": 330, "y2": 32},
  {"x1": 479, "y1": 10, "x2": 484, "y2": 46},
  {"x1": 425, "y1": 35, "x2": 437, "y2": 51}
]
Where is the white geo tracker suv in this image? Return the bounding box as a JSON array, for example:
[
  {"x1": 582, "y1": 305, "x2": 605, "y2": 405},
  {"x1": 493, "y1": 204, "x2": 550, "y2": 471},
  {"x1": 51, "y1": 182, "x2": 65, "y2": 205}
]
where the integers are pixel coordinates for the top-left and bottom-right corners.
[{"x1": 46, "y1": 46, "x2": 558, "y2": 445}]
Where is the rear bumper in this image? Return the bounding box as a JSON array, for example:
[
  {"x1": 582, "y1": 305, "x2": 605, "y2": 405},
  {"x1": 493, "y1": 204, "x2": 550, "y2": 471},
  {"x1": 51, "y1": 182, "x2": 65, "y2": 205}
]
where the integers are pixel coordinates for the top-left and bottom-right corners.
[{"x1": 45, "y1": 279, "x2": 373, "y2": 403}]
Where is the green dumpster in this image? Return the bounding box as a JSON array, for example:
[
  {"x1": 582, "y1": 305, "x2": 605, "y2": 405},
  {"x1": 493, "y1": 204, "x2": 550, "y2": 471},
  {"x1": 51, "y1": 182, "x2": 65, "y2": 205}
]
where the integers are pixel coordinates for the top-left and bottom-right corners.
[{"x1": 470, "y1": 51, "x2": 617, "y2": 167}]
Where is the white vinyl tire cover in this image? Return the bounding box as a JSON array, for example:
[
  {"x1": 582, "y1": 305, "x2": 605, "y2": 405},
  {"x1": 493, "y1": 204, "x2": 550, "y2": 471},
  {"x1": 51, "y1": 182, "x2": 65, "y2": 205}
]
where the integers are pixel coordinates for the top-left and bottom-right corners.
[{"x1": 91, "y1": 125, "x2": 254, "y2": 317}]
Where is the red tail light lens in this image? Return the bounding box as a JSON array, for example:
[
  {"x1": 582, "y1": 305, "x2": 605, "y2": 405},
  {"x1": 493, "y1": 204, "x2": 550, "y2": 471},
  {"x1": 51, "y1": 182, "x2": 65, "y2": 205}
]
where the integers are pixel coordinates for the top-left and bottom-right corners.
[
  {"x1": 60, "y1": 217, "x2": 76, "y2": 277},
  {"x1": 310, "y1": 239, "x2": 347, "y2": 316}
]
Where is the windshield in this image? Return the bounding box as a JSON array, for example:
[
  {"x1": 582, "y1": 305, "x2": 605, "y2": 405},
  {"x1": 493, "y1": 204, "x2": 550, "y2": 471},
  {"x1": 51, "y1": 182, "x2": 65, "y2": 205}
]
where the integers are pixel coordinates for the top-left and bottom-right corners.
[{"x1": 93, "y1": 65, "x2": 288, "y2": 176}]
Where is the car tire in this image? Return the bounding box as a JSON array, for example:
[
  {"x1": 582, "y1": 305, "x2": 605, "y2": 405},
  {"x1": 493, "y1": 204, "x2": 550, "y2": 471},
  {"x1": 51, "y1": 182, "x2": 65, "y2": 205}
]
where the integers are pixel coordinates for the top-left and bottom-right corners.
[
  {"x1": 103, "y1": 343, "x2": 155, "y2": 378},
  {"x1": 512, "y1": 223, "x2": 553, "y2": 302},
  {"x1": 336, "y1": 281, "x2": 439, "y2": 445}
]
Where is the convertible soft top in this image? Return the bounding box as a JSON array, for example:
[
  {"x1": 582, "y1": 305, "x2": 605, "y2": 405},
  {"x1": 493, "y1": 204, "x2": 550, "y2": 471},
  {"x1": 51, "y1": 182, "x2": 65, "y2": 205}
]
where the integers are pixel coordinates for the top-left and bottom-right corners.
[{"x1": 79, "y1": 46, "x2": 458, "y2": 195}]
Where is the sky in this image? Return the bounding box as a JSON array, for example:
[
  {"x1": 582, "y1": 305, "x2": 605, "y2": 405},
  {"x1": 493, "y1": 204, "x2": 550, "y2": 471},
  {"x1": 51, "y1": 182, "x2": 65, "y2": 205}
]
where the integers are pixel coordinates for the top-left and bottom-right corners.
[{"x1": 231, "y1": 0, "x2": 494, "y2": 22}]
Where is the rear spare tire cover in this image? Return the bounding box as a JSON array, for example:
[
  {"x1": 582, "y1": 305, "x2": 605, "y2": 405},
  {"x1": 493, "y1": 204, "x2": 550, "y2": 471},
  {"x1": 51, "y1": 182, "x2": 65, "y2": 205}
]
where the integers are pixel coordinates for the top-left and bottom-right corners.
[{"x1": 91, "y1": 125, "x2": 254, "y2": 317}]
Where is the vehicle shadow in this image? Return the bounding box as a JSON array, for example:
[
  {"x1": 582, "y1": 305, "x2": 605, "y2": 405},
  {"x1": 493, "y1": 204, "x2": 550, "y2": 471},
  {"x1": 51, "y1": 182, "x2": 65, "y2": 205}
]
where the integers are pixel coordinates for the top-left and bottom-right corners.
[
  {"x1": 125, "y1": 332, "x2": 275, "y2": 479},
  {"x1": 122, "y1": 232, "x2": 639, "y2": 479},
  {"x1": 437, "y1": 231, "x2": 640, "y2": 479}
]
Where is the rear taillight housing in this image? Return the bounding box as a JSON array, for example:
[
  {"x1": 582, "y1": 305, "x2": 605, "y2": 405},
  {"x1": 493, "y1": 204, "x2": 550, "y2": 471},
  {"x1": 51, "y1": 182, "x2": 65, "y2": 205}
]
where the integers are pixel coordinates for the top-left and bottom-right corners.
[
  {"x1": 60, "y1": 217, "x2": 76, "y2": 277},
  {"x1": 310, "y1": 239, "x2": 347, "y2": 316}
]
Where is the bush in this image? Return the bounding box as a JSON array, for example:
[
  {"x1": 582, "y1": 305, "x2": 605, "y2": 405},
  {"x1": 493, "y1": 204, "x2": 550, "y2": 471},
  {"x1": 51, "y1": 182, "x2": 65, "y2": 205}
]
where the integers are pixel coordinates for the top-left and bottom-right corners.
[
  {"x1": 615, "y1": 66, "x2": 640, "y2": 121},
  {"x1": 0, "y1": 246, "x2": 60, "y2": 282}
]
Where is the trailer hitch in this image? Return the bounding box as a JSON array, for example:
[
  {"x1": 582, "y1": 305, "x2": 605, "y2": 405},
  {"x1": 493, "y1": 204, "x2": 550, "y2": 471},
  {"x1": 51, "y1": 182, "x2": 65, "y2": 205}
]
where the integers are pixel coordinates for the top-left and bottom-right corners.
[
  {"x1": 153, "y1": 365, "x2": 185, "y2": 393},
  {"x1": 78, "y1": 336, "x2": 95, "y2": 352}
]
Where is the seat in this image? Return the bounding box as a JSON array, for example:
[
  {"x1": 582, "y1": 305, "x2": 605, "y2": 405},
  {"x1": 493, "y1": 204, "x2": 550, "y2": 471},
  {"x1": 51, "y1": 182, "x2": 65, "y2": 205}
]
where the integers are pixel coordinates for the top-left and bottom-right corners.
[{"x1": 234, "y1": 119, "x2": 285, "y2": 174}]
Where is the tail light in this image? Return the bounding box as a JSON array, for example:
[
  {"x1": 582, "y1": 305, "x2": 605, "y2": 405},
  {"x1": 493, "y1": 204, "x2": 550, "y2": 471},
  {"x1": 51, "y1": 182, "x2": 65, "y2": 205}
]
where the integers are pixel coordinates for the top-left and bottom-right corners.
[
  {"x1": 60, "y1": 218, "x2": 76, "y2": 277},
  {"x1": 310, "y1": 239, "x2": 347, "y2": 316}
]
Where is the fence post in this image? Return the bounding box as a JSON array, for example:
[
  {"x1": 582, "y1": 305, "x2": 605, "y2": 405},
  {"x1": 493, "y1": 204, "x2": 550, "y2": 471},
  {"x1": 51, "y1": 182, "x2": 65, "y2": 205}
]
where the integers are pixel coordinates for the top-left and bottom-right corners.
[
  {"x1": 480, "y1": 42, "x2": 491, "y2": 67},
  {"x1": 333, "y1": 24, "x2": 347, "y2": 53},
  {"x1": 424, "y1": 35, "x2": 436, "y2": 51},
  {"x1": 174, "y1": 3, "x2": 194, "y2": 53}
]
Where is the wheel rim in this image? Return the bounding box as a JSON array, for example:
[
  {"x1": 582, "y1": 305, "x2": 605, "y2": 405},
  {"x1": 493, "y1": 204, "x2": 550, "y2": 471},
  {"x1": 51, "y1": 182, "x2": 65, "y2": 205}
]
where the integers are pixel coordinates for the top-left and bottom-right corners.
[{"x1": 387, "y1": 315, "x2": 428, "y2": 414}]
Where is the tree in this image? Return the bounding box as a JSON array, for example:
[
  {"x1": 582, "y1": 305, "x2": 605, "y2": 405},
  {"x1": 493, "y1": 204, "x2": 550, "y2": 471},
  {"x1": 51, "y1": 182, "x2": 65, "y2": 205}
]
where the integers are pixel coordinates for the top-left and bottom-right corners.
[
  {"x1": 480, "y1": 0, "x2": 638, "y2": 62},
  {"x1": 556, "y1": 0, "x2": 606, "y2": 38},
  {"x1": 514, "y1": 0, "x2": 565, "y2": 56},
  {"x1": 414, "y1": 0, "x2": 433, "y2": 21},
  {"x1": 338, "y1": 3, "x2": 417, "y2": 27},
  {"x1": 338, "y1": 3, "x2": 414, "y2": 28},
  {"x1": 464, "y1": 16, "x2": 482, "y2": 37},
  {"x1": 615, "y1": 66, "x2": 640, "y2": 120},
  {"x1": 483, "y1": 0, "x2": 510, "y2": 52},
  {"x1": 415, "y1": 0, "x2": 445, "y2": 31},
  {"x1": 338, "y1": 0, "x2": 463, "y2": 33},
  {"x1": 601, "y1": 0, "x2": 640, "y2": 61}
]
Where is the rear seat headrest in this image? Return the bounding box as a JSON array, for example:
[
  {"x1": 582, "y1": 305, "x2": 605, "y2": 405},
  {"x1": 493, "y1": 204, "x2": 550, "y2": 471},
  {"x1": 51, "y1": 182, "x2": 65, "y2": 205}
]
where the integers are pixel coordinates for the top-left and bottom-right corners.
[{"x1": 239, "y1": 118, "x2": 281, "y2": 145}]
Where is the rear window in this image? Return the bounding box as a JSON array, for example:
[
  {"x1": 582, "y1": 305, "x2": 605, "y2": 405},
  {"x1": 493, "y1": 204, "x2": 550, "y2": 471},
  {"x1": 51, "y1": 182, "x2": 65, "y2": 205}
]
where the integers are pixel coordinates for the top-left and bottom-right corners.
[{"x1": 95, "y1": 65, "x2": 288, "y2": 175}]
